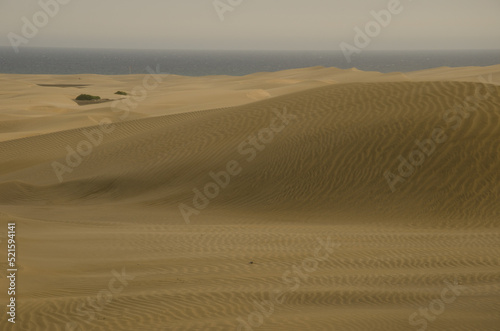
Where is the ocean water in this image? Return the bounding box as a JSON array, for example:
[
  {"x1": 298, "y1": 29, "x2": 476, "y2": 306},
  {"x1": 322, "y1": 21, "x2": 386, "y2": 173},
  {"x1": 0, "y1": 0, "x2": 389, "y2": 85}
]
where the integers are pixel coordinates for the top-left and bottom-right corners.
[{"x1": 0, "y1": 47, "x2": 499, "y2": 76}]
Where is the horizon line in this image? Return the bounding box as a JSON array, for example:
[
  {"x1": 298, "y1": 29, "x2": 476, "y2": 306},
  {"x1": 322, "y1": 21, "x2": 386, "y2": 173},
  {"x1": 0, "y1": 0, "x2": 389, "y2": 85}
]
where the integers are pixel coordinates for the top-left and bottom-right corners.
[{"x1": 1, "y1": 45, "x2": 500, "y2": 52}]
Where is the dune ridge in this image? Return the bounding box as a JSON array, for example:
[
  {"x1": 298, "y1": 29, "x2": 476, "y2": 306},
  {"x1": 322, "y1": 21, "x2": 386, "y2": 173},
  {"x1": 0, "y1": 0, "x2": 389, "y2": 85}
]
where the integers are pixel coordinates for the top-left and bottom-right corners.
[{"x1": 1, "y1": 80, "x2": 499, "y2": 225}]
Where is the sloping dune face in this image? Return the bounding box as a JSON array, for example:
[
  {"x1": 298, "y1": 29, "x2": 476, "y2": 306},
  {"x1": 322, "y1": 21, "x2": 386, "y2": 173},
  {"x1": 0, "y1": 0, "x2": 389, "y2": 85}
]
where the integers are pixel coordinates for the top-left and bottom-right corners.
[
  {"x1": 0, "y1": 79, "x2": 500, "y2": 331},
  {"x1": 1, "y1": 81, "x2": 499, "y2": 225}
]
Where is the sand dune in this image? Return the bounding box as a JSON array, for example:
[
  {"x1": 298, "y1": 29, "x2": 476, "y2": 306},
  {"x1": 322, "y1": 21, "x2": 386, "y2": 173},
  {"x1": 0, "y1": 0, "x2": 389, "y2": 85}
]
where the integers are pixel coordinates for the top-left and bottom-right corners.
[{"x1": 0, "y1": 66, "x2": 499, "y2": 330}]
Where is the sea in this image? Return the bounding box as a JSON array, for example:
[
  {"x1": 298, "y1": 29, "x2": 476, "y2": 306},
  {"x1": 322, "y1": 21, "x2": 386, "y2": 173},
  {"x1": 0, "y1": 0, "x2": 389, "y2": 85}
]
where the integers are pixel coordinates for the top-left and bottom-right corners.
[{"x1": 0, "y1": 47, "x2": 499, "y2": 76}]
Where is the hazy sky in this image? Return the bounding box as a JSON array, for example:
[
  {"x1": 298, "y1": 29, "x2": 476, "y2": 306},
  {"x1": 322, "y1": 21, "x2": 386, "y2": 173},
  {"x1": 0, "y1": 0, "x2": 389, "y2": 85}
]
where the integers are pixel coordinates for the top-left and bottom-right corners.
[{"x1": 1, "y1": 0, "x2": 499, "y2": 50}]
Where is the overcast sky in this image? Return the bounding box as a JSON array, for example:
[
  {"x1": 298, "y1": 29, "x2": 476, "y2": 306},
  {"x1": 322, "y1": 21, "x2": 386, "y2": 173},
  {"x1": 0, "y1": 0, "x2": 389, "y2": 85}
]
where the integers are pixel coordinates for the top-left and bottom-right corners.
[{"x1": 1, "y1": 0, "x2": 499, "y2": 50}]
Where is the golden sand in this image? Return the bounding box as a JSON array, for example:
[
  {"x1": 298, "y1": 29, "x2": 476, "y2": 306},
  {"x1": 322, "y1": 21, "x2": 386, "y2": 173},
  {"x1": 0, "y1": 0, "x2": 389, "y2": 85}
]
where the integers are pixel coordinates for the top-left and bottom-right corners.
[{"x1": 0, "y1": 65, "x2": 499, "y2": 330}]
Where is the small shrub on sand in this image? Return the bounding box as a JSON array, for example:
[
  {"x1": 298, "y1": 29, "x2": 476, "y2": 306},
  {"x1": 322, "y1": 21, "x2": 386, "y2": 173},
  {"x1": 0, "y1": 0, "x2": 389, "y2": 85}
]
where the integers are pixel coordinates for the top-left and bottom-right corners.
[
  {"x1": 76, "y1": 94, "x2": 101, "y2": 101},
  {"x1": 115, "y1": 91, "x2": 128, "y2": 95}
]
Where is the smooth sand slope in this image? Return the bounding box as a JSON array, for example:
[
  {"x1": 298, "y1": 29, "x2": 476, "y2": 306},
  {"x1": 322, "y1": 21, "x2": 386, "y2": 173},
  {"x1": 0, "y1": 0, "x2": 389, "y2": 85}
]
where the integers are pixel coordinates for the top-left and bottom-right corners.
[{"x1": 0, "y1": 66, "x2": 500, "y2": 331}]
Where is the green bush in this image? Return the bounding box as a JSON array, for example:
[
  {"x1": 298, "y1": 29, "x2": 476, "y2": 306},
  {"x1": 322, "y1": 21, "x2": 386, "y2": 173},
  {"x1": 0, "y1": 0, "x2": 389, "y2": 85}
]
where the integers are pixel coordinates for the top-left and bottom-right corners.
[
  {"x1": 115, "y1": 91, "x2": 128, "y2": 95},
  {"x1": 76, "y1": 94, "x2": 101, "y2": 101}
]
